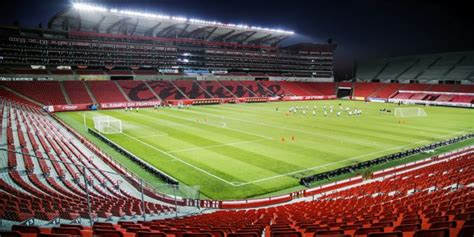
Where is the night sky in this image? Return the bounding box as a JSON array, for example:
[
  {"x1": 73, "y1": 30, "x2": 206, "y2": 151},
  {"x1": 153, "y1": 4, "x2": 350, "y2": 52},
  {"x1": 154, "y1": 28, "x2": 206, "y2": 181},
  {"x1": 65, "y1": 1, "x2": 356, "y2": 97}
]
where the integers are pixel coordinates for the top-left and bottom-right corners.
[{"x1": 1, "y1": 0, "x2": 473, "y2": 80}]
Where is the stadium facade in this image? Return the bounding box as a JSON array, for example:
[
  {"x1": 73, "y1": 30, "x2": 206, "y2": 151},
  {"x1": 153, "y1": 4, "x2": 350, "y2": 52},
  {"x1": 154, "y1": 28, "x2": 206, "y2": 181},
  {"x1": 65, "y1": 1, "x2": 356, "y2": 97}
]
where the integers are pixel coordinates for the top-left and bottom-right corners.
[{"x1": 0, "y1": 4, "x2": 336, "y2": 82}]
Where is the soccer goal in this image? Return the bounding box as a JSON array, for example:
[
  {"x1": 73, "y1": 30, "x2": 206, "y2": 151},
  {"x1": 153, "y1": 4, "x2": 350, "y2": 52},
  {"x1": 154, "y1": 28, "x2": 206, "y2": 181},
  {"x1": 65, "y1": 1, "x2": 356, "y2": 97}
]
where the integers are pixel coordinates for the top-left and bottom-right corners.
[
  {"x1": 93, "y1": 116, "x2": 123, "y2": 134},
  {"x1": 394, "y1": 107, "x2": 427, "y2": 117}
]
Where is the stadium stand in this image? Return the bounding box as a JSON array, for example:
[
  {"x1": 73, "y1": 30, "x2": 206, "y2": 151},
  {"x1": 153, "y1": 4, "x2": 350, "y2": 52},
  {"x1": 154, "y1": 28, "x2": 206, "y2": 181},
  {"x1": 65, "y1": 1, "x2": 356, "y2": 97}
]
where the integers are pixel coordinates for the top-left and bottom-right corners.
[
  {"x1": 117, "y1": 81, "x2": 160, "y2": 101},
  {"x1": 63, "y1": 81, "x2": 93, "y2": 104},
  {"x1": 147, "y1": 81, "x2": 187, "y2": 100},
  {"x1": 356, "y1": 51, "x2": 474, "y2": 84},
  {"x1": 0, "y1": 99, "x2": 176, "y2": 224},
  {"x1": 195, "y1": 81, "x2": 235, "y2": 98},
  {"x1": 86, "y1": 81, "x2": 128, "y2": 103},
  {"x1": 217, "y1": 81, "x2": 257, "y2": 98},
  {"x1": 173, "y1": 80, "x2": 212, "y2": 99},
  {"x1": 2, "y1": 81, "x2": 67, "y2": 105}
]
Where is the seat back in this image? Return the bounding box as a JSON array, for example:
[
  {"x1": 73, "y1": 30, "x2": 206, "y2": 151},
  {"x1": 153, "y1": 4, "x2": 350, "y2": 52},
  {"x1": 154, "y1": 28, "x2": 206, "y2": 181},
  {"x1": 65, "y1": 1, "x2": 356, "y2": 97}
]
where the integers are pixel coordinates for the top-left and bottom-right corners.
[
  {"x1": 428, "y1": 216, "x2": 449, "y2": 223},
  {"x1": 135, "y1": 232, "x2": 166, "y2": 237},
  {"x1": 183, "y1": 233, "x2": 213, "y2": 237},
  {"x1": 11, "y1": 225, "x2": 40, "y2": 234},
  {"x1": 354, "y1": 227, "x2": 384, "y2": 235},
  {"x1": 271, "y1": 231, "x2": 302, "y2": 237},
  {"x1": 314, "y1": 230, "x2": 344, "y2": 236},
  {"x1": 394, "y1": 224, "x2": 421, "y2": 232},
  {"x1": 371, "y1": 222, "x2": 393, "y2": 228},
  {"x1": 458, "y1": 225, "x2": 474, "y2": 237},
  {"x1": 306, "y1": 227, "x2": 330, "y2": 233},
  {"x1": 37, "y1": 234, "x2": 71, "y2": 237},
  {"x1": 429, "y1": 221, "x2": 456, "y2": 229},
  {"x1": 367, "y1": 232, "x2": 402, "y2": 237},
  {"x1": 228, "y1": 233, "x2": 259, "y2": 237},
  {"x1": 60, "y1": 224, "x2": 83, "y2": 230},
  {"x1": 400, "y1": 219, "x2": 421, "y2": 225},
  {"x1": 93, "y1": 229, "x2": 124, "y2": 237},
  {"x1": 52, "y1": 227, "x2": 82, "y2": 236},
  {"x1": 0, "y1": 231, "x2": 21, "y2": 237},
  {"x1": 413, "y1": 228, "x2": 449, "y2": 237}
]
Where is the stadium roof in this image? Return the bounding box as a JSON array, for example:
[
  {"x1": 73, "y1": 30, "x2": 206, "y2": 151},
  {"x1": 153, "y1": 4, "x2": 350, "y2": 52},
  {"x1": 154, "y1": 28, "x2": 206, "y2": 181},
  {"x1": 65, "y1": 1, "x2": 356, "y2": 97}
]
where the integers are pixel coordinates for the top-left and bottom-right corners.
[{"x1": 48, "y1": 3, "x2": 294, "y2": 46}]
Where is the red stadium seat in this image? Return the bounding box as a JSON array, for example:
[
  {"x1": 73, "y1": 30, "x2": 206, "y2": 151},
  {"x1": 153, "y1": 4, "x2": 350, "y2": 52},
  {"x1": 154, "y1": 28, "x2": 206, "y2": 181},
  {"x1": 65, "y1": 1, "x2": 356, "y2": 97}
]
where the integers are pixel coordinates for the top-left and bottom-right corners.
[
  {"x1": 429, "y1": 221, "x2": 457, "y2": 229},
  {"x1": 51, "y1": 227, "x2": 83, "y2": 236},
  {"x1": 135, "y1": 232, "x2": 167, "y2": 237},
  {"x1": 271, "y1": 231, "x2": 302, "y2": 237},
  {"x1": 11, "y1": 225, "x2": 41, "y2": 234},
  {"x1": 354, "y1": 227, "x2": 384, "y2": 235},
  {"x1": 93, "y1": 230, "x2": 124, "y2": 237},
  {"x1": 367, "y1": 232, "x2": 402, "y2": 237},
  {"x1": 413, "y1": 228, "x2": 449, "y2": 237},
  {"x1": 0, "y1": 231, "x2": 22, "y2": 237},
  {"x1": 37, "y1": 234, "x2": 72, "y2": 237},
  {"x1": 458, "y1": 225, "x2": 474, "y2": 237},
  {"x1": 227, "y1": 233, "x2": 259, "y2": 237},
  {"x1": 393, "y1": 224, "x2": 421, "y2": 232}
]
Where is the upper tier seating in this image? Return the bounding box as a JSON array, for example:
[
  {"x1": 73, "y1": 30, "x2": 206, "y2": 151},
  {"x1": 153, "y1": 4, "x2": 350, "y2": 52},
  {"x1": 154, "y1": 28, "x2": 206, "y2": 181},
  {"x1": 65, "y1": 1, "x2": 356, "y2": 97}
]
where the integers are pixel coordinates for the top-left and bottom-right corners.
[
  {"x1": 238, "y1": 81, "x2": 274, "y2": 97},
  {"x1": 195, "y1": 81, "x2": 235, "y2": 98},
  {"x1": 218, "y1": 81, "x2": 256, "y2": 98},
  {"x1": 2, "y1": 81, "x2": 474, "y2": 106},
  {"x1": 63, "y1": 81, "x2": 93, "y2": 104},
  {"x1": 173, "y1": 80, "x2": 212, "y2": 99},
  {"x1": 147, "y1": 81, "x2": 187, "y2": 100},
  {"x1": 2, "y1": 81, "x2": 67, "y2": 105},
  {"x1": 87, "y1": 81, "x2": 128, "y2": 103},
  {"x1": 353, "y1": 82, "x2": 384, "y2": 98},
  {"x1": 117, "y1": 81, "x2": 159, "y2": 101},
  {"x1": 279, "y1": 82, "x2": 312, "y2": 96},
  {"x1": 292, "y1": 82, "x2": 335, "y2": 95}
]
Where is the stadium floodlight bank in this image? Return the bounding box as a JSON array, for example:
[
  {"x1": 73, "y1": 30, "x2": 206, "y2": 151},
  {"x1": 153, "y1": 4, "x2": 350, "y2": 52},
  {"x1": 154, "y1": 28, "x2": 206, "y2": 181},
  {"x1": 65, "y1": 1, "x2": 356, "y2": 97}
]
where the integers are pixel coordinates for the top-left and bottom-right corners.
[
  {"x1": 394, "y1": 108, "x2": 427, "y2": 117},
  {"x1": 93, "y1": 116, "x2": 123, "y2": 134}
]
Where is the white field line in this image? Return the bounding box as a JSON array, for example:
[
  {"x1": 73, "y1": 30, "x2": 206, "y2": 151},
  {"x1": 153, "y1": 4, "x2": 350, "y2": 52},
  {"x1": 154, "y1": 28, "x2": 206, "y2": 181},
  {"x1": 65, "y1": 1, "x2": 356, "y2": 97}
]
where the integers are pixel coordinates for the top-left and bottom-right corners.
[
  {"x1": 181, "y1": 109, "x2": 386, "y2": 146},
  {"x1": 233, "y1": 130, "x2": 467, "y2": 186},
  {"x1": 168, "y1": 138, "x2": 271, "y2": 153},
  {"x1": 118, "y1": 110, "x2": 469, "y2": 187},
  {"x1": 120, "y1": 132, "x2": 238, "y2": 186},
  {"x1": 157, "y1": 111, "x2": 273, "y2": 140}
]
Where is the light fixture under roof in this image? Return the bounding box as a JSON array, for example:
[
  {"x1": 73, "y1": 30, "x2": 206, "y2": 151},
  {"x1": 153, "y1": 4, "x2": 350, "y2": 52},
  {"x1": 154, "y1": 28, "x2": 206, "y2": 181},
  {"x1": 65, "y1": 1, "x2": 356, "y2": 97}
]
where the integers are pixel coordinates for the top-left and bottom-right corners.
[{"x1": 72, "y1": 3, "x2": 294, "y2": 35}]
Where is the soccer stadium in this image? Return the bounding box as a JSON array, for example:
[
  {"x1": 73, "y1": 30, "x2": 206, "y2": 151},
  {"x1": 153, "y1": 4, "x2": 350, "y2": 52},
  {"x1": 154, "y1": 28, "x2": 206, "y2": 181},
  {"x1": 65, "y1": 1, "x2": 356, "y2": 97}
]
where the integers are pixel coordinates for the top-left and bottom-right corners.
[{"x1": 0, "y1": 1, "x2": 474, "y2": 237}]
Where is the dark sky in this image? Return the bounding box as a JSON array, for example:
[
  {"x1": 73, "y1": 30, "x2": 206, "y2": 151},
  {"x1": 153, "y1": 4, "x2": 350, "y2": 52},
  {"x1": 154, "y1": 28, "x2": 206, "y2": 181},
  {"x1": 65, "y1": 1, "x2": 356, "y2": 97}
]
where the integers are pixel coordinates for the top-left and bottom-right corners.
[{"x1": 1, "y1": 0, "x2": 473, "y2": 79}]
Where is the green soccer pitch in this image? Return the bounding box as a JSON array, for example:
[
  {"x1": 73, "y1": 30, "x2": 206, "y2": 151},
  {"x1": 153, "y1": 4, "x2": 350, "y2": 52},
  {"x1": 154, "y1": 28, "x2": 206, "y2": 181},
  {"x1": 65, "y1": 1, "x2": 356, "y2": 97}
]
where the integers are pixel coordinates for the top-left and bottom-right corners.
[{"x1": 56, "y1": 100, "x2": 474, "y2": 200}]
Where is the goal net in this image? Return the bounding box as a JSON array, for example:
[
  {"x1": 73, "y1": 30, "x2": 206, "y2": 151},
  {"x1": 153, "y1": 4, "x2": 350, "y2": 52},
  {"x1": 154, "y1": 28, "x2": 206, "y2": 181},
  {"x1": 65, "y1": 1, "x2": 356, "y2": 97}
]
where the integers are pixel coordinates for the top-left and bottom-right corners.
[
  {"x1": 93, "y1": 116, "x2": 123, "y2": 134},
  {"x1": 394, "y1": 107, "x2": 427, "y2": 117}
]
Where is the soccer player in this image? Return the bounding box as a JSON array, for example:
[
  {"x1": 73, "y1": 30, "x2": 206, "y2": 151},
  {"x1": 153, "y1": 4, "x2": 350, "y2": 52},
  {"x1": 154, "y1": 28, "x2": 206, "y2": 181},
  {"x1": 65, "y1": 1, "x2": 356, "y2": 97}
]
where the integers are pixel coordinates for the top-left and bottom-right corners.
[
  {"x1": 136, "y1": 107, "x2": 139, "y2": 112},
  {"x1": 312, "y1": 110, "x2": 316, "y2": 116},
  {"x1": 323, "y1": 104, "x2": 327, "y2": 110},
  {"x1": 337, "y1": 111, "x2": 341, "y2": 117},
  {"x1": 348, "y1": 111, "x2": 352, "y2": 116},
  {"x1": 324, "y1": 111, "x2": 328, "y2": 117},
  {"x1": 125, "y1": 107, "x2": 128, "y2": 112},
  {"x1": 302, "y1": 110, "x2": 306, "y2": 116}
]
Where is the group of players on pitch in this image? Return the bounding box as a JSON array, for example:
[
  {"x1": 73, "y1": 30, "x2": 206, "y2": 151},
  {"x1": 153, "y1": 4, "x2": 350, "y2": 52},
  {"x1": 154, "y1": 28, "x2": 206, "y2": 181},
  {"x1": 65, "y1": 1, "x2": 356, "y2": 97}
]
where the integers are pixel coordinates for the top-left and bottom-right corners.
[{"x1": 281, "y1": 104, "x2": 363, "y2": 117}]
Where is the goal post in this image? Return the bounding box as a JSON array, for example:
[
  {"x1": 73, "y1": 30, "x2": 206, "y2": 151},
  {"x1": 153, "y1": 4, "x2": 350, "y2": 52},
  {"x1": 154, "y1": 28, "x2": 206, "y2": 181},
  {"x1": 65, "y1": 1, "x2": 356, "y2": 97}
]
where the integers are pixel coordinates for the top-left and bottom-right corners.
[
  {"x1": 394, "y1": 107, "x2": 427, "y2": 117},
  {"x1": 93, "y1": 116, "x2": 123, "y2": 134}
]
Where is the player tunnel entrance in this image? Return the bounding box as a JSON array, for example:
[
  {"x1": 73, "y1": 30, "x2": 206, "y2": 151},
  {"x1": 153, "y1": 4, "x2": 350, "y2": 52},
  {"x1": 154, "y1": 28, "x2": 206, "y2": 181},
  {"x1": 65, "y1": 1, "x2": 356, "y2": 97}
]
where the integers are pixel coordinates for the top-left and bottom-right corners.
[{"x1": 337, "y1": 87, "x2": 352, "y2": 99}]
